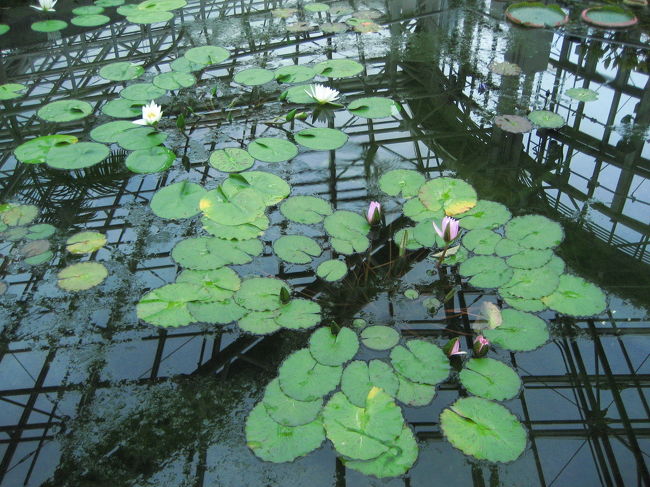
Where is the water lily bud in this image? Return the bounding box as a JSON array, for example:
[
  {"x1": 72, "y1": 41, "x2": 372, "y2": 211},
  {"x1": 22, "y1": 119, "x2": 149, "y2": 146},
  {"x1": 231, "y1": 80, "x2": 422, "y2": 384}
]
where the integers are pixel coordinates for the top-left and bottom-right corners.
[
  {"x1": 279, "y1": 287, "x2": 290, "y2": 304},
  {"x1": 366, "y1": 201, "x2": 381, "y2": 225},
  {"x1": 443, "y1": 337, "x2": 467, "y2": 357},
  {"x1": 285, "y1": 109, "x2": 297, "y2": 121},
  {"x1": 432, "y1": 216, "x2": 460, "y2": 244},
  {"x1": 278, "y1": 90, "x2": 288, "y2": 101},
  {"x1": 473, "y1": 335, "x2": 490, "y2": 357},
  {"x1": 295, "y1": 112, "x2": 308, "y2": 120}
]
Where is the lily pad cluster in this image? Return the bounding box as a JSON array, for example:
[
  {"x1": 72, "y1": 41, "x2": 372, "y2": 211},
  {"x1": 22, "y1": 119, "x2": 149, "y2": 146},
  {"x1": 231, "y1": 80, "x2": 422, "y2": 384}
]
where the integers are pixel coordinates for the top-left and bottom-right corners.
[
  {"x1": 0, "y1": 203, "x2": 56, "y2": 266},
  {"x1": 273, "y1": 4, "x2": 385, "y2": 35}
]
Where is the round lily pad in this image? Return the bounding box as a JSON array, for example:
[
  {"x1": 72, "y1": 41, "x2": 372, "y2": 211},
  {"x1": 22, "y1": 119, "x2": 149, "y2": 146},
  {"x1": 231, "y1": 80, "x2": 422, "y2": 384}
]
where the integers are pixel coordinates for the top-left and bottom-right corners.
[
  {"x1": 47, "y1": 142, "x2": 109, "y2": 170},
  {"x1": 506, "y1": 248, "x2": 553, "y2": 269},
  {"x1": 99, "y1": 62, "x2": 144, "y2": 81},
  {"x1": 102, "y1": 99, "x2": 146, "y2": 118},
  {"x1": 38, "y1": 100, "x2": 93, "y2": 123},
  {"x1": 462, "y1": 229, "x2": 501, "y2": 255},
  {"x1": 542, "y1": 274, "x2": 606, "y2": 317},
  {"x1": 345, "y1": 426, "x2": 418, "y2": 478},
  {"x1": 246, "y1": 402, "x2": 325, "y2": 463},
  {"x1": 26, "y1": 224, "x2": 56, "y2": 240},
  {"x1": 305, "y1": 2, "x2": 329, "y2": 12},
  {"x1": 95, "y1": 0, "x2": 125, "y2": 5},
  {"x1": 263, "y1": 378, "x2": 323, "y2": 427},
  {"x1": 285, "y1": 84, "x2": 319, "y2": 104},
  {"x1": 73, "y1": 5, "x2": 105, "y2": 14},
  {"x1": 202, "y1": 215, "x2": 268, "y2": 240},
  {"x1": 138, "y1": 0, "x2": 187, "y2": 10},
  {"x1": 494, "y1": 115, "x2": 532, "y2": 134},
  {"x1": 483, "y1": 308, "x2": 549, "y2": 351},
  {"x1": 125, "y1": 146, "x2": 176, "y2": 173},
  {"x1": 116, "y1": 127, "x2": 167, "y2": 150},
  {"x1": 220, "y1": 171, "x2": 290, "y2": 206},
  {"x1": 150, "y1": 181, "x2": 206, "y2": 219},
  {"x1": 460, "y1": 256, "x2": 513, "y2": 288},
  {"x1": 403, "y1": 198, "x2": 443, "y2": 222},
  {"x1": 19, "y1": 239, "x2": 50, "y2": 259},
  {"x1": 137, "y1": 283, "x2": 210, "y2": 327},
  {"x1": 274, "y1": 65, "x2": 316, "y2": 84},
  {"x1": 200, "y1": 188, "x2": 266, "y2": 226},
  {"x1": 488, "y1": 61, "x2": 521, "y2": 76},
  {"x1": 440, "y1": 397, "x2": 526, "y2": 462},
  {"x1": 379, "y1": 170, "x2": 425, "y2": 198},
  {"x1": 172, "y1": 237, "x2": 262, "y2": 270},
  {"x1": 0, "y1": 83, "x2": 25, "y2": 101},
  {"x1": 90, "y1": 121, "x2": 137, "y2": 143},
  {"x1": 280, "y1": 196, "x2": 332, "y2": 224},
  {"x1": 565, "y1": 88, "x2": 598, "y2": 102},
  {"x1": 501, "y1": 265, "x2": 560, "y2": 299},
  {"x1": 321, "y1": 22, "x2": 348, "y2": 33},
  {"x1": 459, "y1": 358, "x2": 521, "y2": 401},
  {"x1": 316, "y1": 259, "x2": 347, "y2": 282},
  {"x1": 66, "y1": 231, "x2": 107, "y2": 254},
  {"x1": 1, "y1": 205, "x2": 38, "y2": 227},
  {"x1": 528, "y1": 110, "x2": 565, "y2": 129},
  {"x1": 581, "y1": 6, "x2": 637, "y2": 28},
  {"x1": 120, "y1": 82, "x2": 166, "y2": 101},
  {"x1": 278, "y1": 349, "x2": 342, "y2": 401},
  {"x1": 184, "y1": 45, "x2": 230, "y2": 66},
  {"x1": 235, "y1": 277, "x2": 290, "y2": 311},
  {"x1": 170, "y1": 57, "x2": 203, "y2": 73},
  {"x1": 418, "y1": 177, "x2": 477, "y2": 215},
  {"x1": 274, "y1": 299, "x2": 322, "y2": 330},
  {"x1": 14, "y1": 135, "x2": 78, "y2": 165},
  {"x1": 177, "y1": 267, "x2": 240, "y2": 301},
  {"x1": 32, "y1": 20, "x2": 68, "y2": 33},
  {"x1": 390, "y1": 339, "x2": 449, "y2": 386},
  {"x1": 341, "y1": 360, "x2": 399, "y2": 408},
  {"x1": 233, "y1": 68, "x2": 275, "y2": 86},
  {"x1": 152, "y1": 71, "x2": 196, "y2": 90},
  {"x1": 3, "y1": 227, "x2": 28, "y2": 241},
  {"x1": 72, "y1": 14, "x2": 110, "y2": 27},
  {"x1": 458, "y1": 200, "x2": 511, "y2": 230},
  {"x1": 495, "y1": 238, "x2": 523, "y2": 257},
  {"x1": 309, "y1": 327, "x2": 359, "y2": 366},
  {"x1": 273, "y1": 235, "x2": 322, "y2": 264},
  {"x1": 505, "y1": 2, "x2": 568, "y2": 28},
  {"x1": 295, "y1": 128, "x2": 348, "y2": 151},
  {"x1": 314, "y1": 59, "x2": 364, "y2": 78},
  {"x1": 208, "y1": 148, "x2": 254, "y2": 172},
  {"x1": 247, "y1": 137, "x2": 298, "y2": 163},
  {"x1": 187, "y1": 298, "x2": 246, "y2": 324},
  {"x1": 361, "y1": 326, "x2": 400, "y2": 351},
  {"x1": 239, "y1": 311, "x2": 284, "y2": 335},
  {"x1": 348, "y1": 97, "x2": 400, "y2": 119},
  {"x1": 126, "y1": 10, "x2": 174, "y2": 24},
  {"x1": 324, "y1": 210, "x2": 370, "y2": 239},
  {"x1": 505, "y1": 215, "x2": 563, "y2": 249},
  {"x1": 57, "y1": 262, "x2": 108, "y2": 291},
  {"x1": 25, "y1": 251, "x2": 54, "y2": 266}
]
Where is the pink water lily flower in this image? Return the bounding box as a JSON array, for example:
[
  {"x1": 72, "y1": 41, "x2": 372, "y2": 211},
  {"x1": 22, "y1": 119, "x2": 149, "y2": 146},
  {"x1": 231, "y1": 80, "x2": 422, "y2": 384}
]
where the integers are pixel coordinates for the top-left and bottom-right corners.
[
  {"x1": 473, "y1": 335, "x2": 490, "y2": 357},
  {"x1": 367, "y1": 201, "x2": 381, "y2": 225},
  {"x1": 449, "y1": 339, "x2": 467, "y2": 357},
  {"x1": 433, "y1": 216, "x2": 460, "y2": 244}
]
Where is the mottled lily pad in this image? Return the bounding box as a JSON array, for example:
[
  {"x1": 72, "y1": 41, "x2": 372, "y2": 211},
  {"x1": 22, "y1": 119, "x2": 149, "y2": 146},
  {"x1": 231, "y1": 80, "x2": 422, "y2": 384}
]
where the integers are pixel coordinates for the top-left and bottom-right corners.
[
  {"x1": 418, "y1": 177, "x2": 477, "y2": 215},
  {"x1": 565, "y1": 88, "x2": 599, "y2": 102},
  {"x1": 66, "y1": 231, "x2": 107, "y2": 254},
  {"x1": 494, "y1": 115, "x2": 532, "y2": 134},
  {"x1": 379, "y1": 170, "x2": 425, "y2": 198},
  {"x1": 57, "y1": 262, "x2": 108, "y2": 291},
  {"x1": 505, "y1": 2, "x2": 568, "y2": 28},
  {"x1": 172, "y1": 237, "x2": 263, "y2": 270},
  {"x1": 488, "y1": 61, "x2": 521, "y2": 76},
  {"x1": 542, "y1": 274, "x2": 606, "y2": 317},
  {"x1": 528, "y1": 110, "x2": 565, "y2": 129},
  {"x1": 505, "y1": 215, "x2": 563, "y2": 249},
  {"x1": 137, "y1": 283, "x2": 210, "y2": 327},
  {"x1": 458, "y1": 200, "x2": 511, "y2": 230}
]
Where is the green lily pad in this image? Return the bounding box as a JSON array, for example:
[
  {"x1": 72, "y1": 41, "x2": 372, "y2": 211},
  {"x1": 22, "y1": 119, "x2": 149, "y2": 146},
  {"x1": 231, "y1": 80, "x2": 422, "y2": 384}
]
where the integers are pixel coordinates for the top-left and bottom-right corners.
[
  {"x1": 280, "y1": 196, "x2": 333, "y2": 224},
  {"x1": 273, "y1": 235, "x2": 322, "y2": 264},
  {"x1": 505, "y1": 2, "x2": 568, "y2": 28},
  {"x1": 412, "y1": 219, "x2": 444, "y2": 248},
  {"x1": 330, "y1": 235, "x2": 370, "y2": 255},
  {"x1": 72, "y1": 14, "x2": 110, "y2": 26},
  {"x1": 460, "y1": 256, "x2": 513, "y2": 288},
  {"x1": 172, "y1": 237, "x2": 263, "y2": 270},
  {"x1": 73, "y1": 5, "x2": 105, "y2": 14},
  {"x1": 32, "y1": 20, "x2": 68, "y2": 33},
  {"x1": 199, "y1": 188, "x2": 266, "y2": 226},
  {"x1": 528, "y1": 110, "x2": 565, "y2": 128},
  {"x1": 278, "y1": 349, "x2": 342, "y2": 401},
  {"x1": 3, "y1": 227, "x2": 28, "y2": 241},
  {"x1": 184, "y1": 45, "x2": 230, "y2": 66},
  {"x1": 208, "y1": 148, "x2": 254, "y2": 172},
  {"x1": 495, "y1": 238, "x2": 523, "y2": 257},
  {"x1": 66, "y1": 231, "x2": 107, "y2": 254},
  {"x1": 38, "y1": 99, "x2": 93, "y2": 123},
  {"x1": 0, "y1": 205, "x2": 37, "y2": 226},
  {"x1": 239, "y1": 311, "x2": 284, "y2": 335},
  {"x1": 201, "y1": 215, "x2": 268, "y2": 240},
  {"x1": 0, "y1": 83, "x2": 25, "y2": 100},
  {"x1": 99, "y1": 62, "x2": 144, "y2": 81},
  {"x1": 116, "y1": 127, "x2": 167, "y2": 150},
  {"x1": 0, "y1": 24, "x2": 10, "y2": 36},
  {"x1": 402, "y1": 198, "x2": 444, "y2": 222},
  {"x1": 220, "y1": 171, "x2": 290, "y2": 206},
  {"x1": 57, "y1": 262, "x2": 109, "y2": 291},
  {"x1": 341, "y1": 360, "x2": 399, "y2": 407},
  {"x1": 120, "y1": 82, "x2": 166, "y2": 101},
  {"x1": 285, "y1": 84, "x2": 319, "y2": 104},
  {"x1": 26, "y1": 224, "x2": 56, "y2": 240},
  {"x1": 419, "y1": 177, "x2": 477, "y2": 216},
  {"x1": 542, "y1": 274, "x2": 606, "y2": 317},
  {"x1": 505, "y1": 215, "x2": 564, "y2": 249},
  {"x1": 458, "y1": 200, "x2": 511, "y2": 230},
  {"x1": 233, "y1": 68, "x2": 275, "y2": 86},
  {"x1": 459, "y1": 358, "x2": 521, "y2": 401},
  {"x1": 19, "y1": 239, "x2": 50, "y2": 259},
  {"x1": 379, "y1": 170, "x2": 425, "y2": 198},
  {"x1": 309, "y1": 326, "x2": 359, "y2": 366},
  {"x1": 126, "y1": 146, "x2": 176, "y2": 173},
  {"x1": 47, "y1": 142, "x2": 109, "y2": 170},
  {"x1": 314, "y1": 59, "x2": 364, "y2": 78},
  {"x1": 246, "y1": 402, "x2": 325, "y2": 463},
  {"x1": 361, "y1": 326, "x2": 400, "y2": 351},
  {"x1": 14, "y1": 135, "x2": 78, "y2": 165},
  {"x1": 247, "y1": 137, "x2": 298, "y2": 163},
  {"x1": 150, "y1": 181, "x2": 206, "y2": 219},
  {"x1": 187, "y1": 298, "x2": 246, "y2": 324},
  {"x1": 137, "y1": 283, "x2": 210, "y2": 327},
  {"x1": 395, "y1": 372, "x2": 437, "y2": 406},
  {"x1": 153, "y1": 71, "x2": 196, "y2": 90},
  {"x1": 176, "y1": 267, "x2": 241, "y2": 301},
  {"x1": 462, "y1": 229, "x2": 501, "y2": 255},
  {"x1": 90, "y1": 121, "x2": 137, "y2": 143},
  {"x1": 344, "y1": 426, "x2": 418, "y2": 478},
  {"x1": 440, "y1": 397, "x2": 526, "y2": 462},
  {"x1": 305, "y1": 2, "x2": 329, "y2": 12},
  {"x1": 390, "y1": 340, "x2": 449, "y2": 386},
  {"x1": 316, "y1": 259, "x2": 347, "y2": 282},
  {"x1": 25, "y1": 251, "x2": 54, "y2": 266},
  {"x1": 274, "y1": 65, "x2": 316, "y2": 84},
  {"x1": 295, "y1": 128, "x2": 348, "y2": 151},
  {"x1": 483, "y1": 309, "x2": 549, "y2": 351},
  {"x1": 323, "y1": 389, "x2": 404, "y2": 460},
  {"x1": 263, "y1": 378, "x2": 323, "y2": 427},
  {"x1": 170, "y1": 57, "x2": 203, "y2": 73},
  {"x1": 235, "y1": 277, "x2": 290, "y2": 311},
  {"x1": 394, "y1": 227, "x2": 422, "y2": 250},
  {"x1": 506, "y1": 248, "x2": 553, "y2": 269},
  {"x1": 324, "y1": 210, "x2": 370, "y2": 240},
  {"x1": 501, "y1": 265, "x2": 560, "y2": 299},
  {"x1": 138, "y1": 0, "x2": 186, "y2": 10},
  {"x1": 126, "y1": 10, "x2": 174, "y2": 24},
  {"x1": 102, "y1": 99, "x2": 146, "y2": 118},
  {"x1": 501, "y1": 292, "x2": 547, "y2": 313},
  {"x1": 274, "y1": 299, "x2": 322, "y2": 330},
  {"x1": 96, "y1": 0, "x2": 125, "y2": 6},
  {"x1": 348, "y1": 97, "x2": 400, "y2": 119},
  {"x1": 565, "y1": 87, "x2": 598, "y2": 102}
]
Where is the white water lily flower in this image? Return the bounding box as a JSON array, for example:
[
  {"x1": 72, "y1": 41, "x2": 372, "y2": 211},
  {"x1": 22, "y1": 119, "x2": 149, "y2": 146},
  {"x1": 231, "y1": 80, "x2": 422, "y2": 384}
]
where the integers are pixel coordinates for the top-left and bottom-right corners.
[
  {"x1": 304, "y1": 84, "x2": 340, "y2": 104},
  {"x1": 133, "y1": 101, "x2": 163, "y2": 126},
  {"x1": 31, "y1": 0, "x2": 57, "y2": 12}
]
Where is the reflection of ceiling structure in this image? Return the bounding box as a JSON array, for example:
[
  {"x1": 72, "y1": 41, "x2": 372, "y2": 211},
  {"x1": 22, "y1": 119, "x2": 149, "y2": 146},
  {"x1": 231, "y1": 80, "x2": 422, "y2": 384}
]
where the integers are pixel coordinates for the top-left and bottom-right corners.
[{"x1": 0, "y1": 1, "x2": 648, "y2": 486}]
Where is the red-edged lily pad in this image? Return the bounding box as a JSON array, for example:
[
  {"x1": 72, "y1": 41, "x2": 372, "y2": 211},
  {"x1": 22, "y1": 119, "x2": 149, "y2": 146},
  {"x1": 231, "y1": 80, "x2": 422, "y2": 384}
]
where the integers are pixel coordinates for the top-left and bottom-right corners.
[
  {"x1": 581, "y1": 6, "x2": 637, "y2": 28},
  {"x1": 505, "y1": 2, "x2": 568, "y2": 28}
]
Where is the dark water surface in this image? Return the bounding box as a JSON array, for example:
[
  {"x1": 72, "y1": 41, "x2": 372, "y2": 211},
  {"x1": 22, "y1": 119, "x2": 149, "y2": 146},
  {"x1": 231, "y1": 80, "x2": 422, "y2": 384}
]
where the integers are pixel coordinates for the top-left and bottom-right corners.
[{"x1": 0, "y1": 0, "x2": 649, "y2": 485}]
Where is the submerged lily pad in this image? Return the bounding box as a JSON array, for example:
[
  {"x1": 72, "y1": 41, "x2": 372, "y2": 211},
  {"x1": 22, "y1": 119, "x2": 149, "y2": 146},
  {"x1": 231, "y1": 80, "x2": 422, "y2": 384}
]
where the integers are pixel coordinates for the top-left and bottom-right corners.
[
  {"x1": 494, "y1": 115, "x2": 532, "y2": 134},
  {"x1": 278, "y1": 349, "x2": 342, "y2": 401},
  {"x1": 341, "y1": 360, "x2": 399, "y2": 407},
  {"x1": 66, "y1": 231, "x2": 107, "y2": 254},
  {"x1": 263, "y1": 378, "x2": 323, "y2": 427},
  {"x1": 137, "y1": 283, "x2": 210, "y2": 327},
  {"x1": 0, "y1": 83, "x2": 25, "y2": 100},
  {"x1": 309, "y1": 327, "x2": 359, "y2": 366},
  {"x1": 99, "y1": 62, "x2": 145, "y2": 81},
  {"x1": 14, "y1": 135, "x2": 78, "y2": 165},
  {"x1": 233, "y1": 68, "x2": 275, "y2": 86},
  {"x1": 505, "y1": 2, "x2": 568, "y2": 28},
  {"x1": 390, "y1": 340, "x2": 449, "y2": 386},
  {"x1": 280, "y1": 196, "x2": 333, "y2": 224},
  {"x1": 483, "y1": 309, "x2": 549, "y2": 351},
  {"x1": 348, "y1": 97, "x2": 400, "y2": 119},
  {"x1": 209, "y1": 148, "x2": 254, "y2": 172},
  {"x1": 57, "y1": 262, "x2": 108, "y2": 291},
  {"x1": 459, "y1": 358, "x2": 521, "y2": 401},
  {"x1": 542, "y1": 274, "x2": 606, "y2": 317},
  {"x1": 314, "y1": 59, "x2": 364, "y2": 78},
  {"x1": 246, "y1": 402, "x2": 325, "y2": 463},
  {"x1": 418, "y1": 177, "x2": 477, "y2": 215},
  {"x1": 316, "y1": 259, "x2": 347, "y2": 282},
  {"x1": 1, "y1": 205, "x2": 37, "y2": 226},
  {"x1": 247, "y1": 137, "x2": 298, "y2": 163},
  {"x1": 361, "y1": 326, "x2": 400, "y2": 351},
  {"x1": 528, "y1": 110, "x2": 565, "y2": 129},
  {"x1": 379, "y1": 170, "x2": 425, "y2": 198},
  {"x1": 126, "y1": 146, "x2": 176, "y2": 173},
  {"x1": 295, "y1": 128, "x2": 348, "y2": 151},
  {"x1": 38, "y1": 100, "x2": 93, "y2": 123},
  {"x1": 47, "y1": 142, "x2": 109, "y2": 170},
  {"x1": 172, "y1": 237, "x2": 263, "y2": 270},
  {"x1": 150, "y1": 181, "x2": 207, "y2": 219},
  {"x1": 184, "y1": 45, "x2": 230, "y2": 66},
  {"x1": 440, "y1": 397, "x2": 526, "y2": 462},
  {"x1": 565, "y1": 88, "x2": 599, "y2": 102}
]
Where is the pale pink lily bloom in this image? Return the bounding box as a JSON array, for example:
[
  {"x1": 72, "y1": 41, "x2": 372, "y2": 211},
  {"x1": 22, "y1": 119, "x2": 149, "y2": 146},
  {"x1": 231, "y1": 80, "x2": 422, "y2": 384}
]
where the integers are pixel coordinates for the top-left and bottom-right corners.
[
  {"x1": 367, "y1": 201, "x2": 381, "y2": 225},
  {"x1": 432, "y1": 216, "x2": 460, "y2": 243},
  {"x1": 473, "y1": 335, "x2": 490, "y2": 357},
  {"x1": 449, "y1": 340, "x2": 467, "y2": 357}
]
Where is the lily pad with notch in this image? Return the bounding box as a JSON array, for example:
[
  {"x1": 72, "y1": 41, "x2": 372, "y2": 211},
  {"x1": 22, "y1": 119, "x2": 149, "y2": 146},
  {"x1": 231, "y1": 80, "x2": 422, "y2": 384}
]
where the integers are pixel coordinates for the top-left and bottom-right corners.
[
  {"x1": 126, "y1": 146, "x2": 176, "y2": 173},
  {"x1": 341, "y1": 360, "x2": 399, "y2": 408},
  {"x1": 273, "y1": 235, "x2": 322, "y2": 264},
  {"x1": 66, "y1": 231, "x2": 107, "y2": 254},
  {"x1": 278, "y1": 349, "x2": 342, "y2": 401},
  {"x1": 542, "y1": 274, "x2": 606, "y2": 317},
  {"x1": 235, "y1": 277, "x2": 291, "y2": 311},
  {"x1": 280, "y1": 196, "x2": 332, "y2": 224},
  {"x1": 150, "y1": 181, "x2": 207, "y2": 219},
  {"x1": 390, "y1": 339, "x2": 449, "y2": 386},
  {"x1": 209, "y1": 148, "x2": 254, "y2": 173},
  {"x1": 187, "y1": 298, "x2": 246, "y2": 324},
  {"x1": 201, "y1": 215, "x2": 268, "y2": 240},
  {"x1": 295, "y1": 128, "x2": 348, "y2": 151},
  {"x1": 361, "y1": 326, "x2": 400, "y2": 351},
  {"x1": 483, "y1": 308, "x2": 549, "y2": 351},
  {"x1": 38, "y1": 100, "x2": 93, "y2": 123},
  {"x1": 565, "y1": 88, "x2": 599, "y2": 102},
  {"x1": 116, "y1": 126, "x2": 167, "y2": 150},
  {"x1": 0, "y1": 83, "x2": 25, "y2": 101},
  {"x1": 247, "y1": 137, "x2": 298, "y2": 163},
  {"x1": 316, "y1": 259, "x2": 347, "y2": 282},
  {"x1": 119, "y1": 82, "x2": 167, "y2": 101},
  {"x1": 99, "y1": 62, "x2": 144, "y2": 81},
  {"x1": 418, "y1": 177, "x2": 477, "y2": 216},
  {"x1": 494, "y1": 115, "x2": 532, "y2": 134},
  {"x1": 379, "y1": 170, "x2": 425, "y2": 198},
  {"x1": 137, "y1": 282, "x2": 211, "y2": 327},
  {"x1": 348, "y1": 97, "x2": 400, "y2": 119},
  {"x1": 172, "y1": 237, "x2": 263, "y2": 270},
  {"x1": 90, "y1": 121, "x2": 137, "y2": 143},
  {"x1": 177, "y1": 267, "x2": 241, "y2": 301},
  {"x1": 57, "y1": 262, "x2": 109, "y2": 292},
  {"x1": 274, "y1": 65, "x2": 316, "y2": 84},
  {"x1": 14, "y1": 135, "x2": 78, "y2": 165},
  {"x1": 459, "y1": 358, "x2": 521, "y2": 401},
  {"x1": 184, "y1": 45, "x2": 230, "y2": 66},
  {"x1": 233, "y1": 68, "x2": 275, "y2": 86},
  {"x1": 153, "y1": 71, "x2": 196, "y2": 90},
  {"x1": 460, "y1": 256, "x2": 514, "y2": 288},
  {"x1": 309, "y1": 326, "x2": 359, "y2": 366},
  {"x1": 262, "y1": 378, "x2": 323, "y2": 427},
  {"x1": 200, "y1": 188, "x2": 266, "y2": 226},
  {"x1": 47, "y1": 142, "x2": 109, "y2": 170},
  {"x1": 102, "y1": 99, "x2": 146, "y2": 118},
  {"x1": 314, "y1": 59, "x2": 364, "y2": 78},
  {"x1": 220, "y1": 171, "x2": 290, "y2": 207}
]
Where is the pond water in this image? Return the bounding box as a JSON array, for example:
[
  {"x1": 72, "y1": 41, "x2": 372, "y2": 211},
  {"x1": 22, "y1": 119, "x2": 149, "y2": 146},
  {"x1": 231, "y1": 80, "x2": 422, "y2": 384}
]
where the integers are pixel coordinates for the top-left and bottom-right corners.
[{"x1": 0, "y1": 0, "x2": 649, "y2": 485}]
